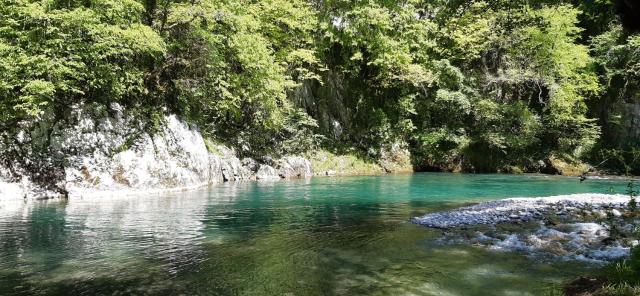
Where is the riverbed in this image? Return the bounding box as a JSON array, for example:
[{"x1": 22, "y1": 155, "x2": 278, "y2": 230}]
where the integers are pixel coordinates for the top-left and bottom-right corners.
[{"x1": 0, "y1": 173, "x2": 631, "y2": 295}]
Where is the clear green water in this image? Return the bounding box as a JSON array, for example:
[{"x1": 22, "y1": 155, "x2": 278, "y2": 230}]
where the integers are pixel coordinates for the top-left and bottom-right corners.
[{"x1": 0, "y1": 173, "x2": 630, "y2": 295}]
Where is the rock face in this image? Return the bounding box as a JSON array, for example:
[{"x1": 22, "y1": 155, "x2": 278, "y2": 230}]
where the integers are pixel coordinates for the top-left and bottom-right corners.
[
  {"x1": 379, "y1": 141, "x2": 413, "y2": 173},
  {"x1": 0, "y1": 166, "x2": 25, "y2": 198},
  {"x1": 619, "y1": 100, "x2": 640, "y2": 142},
  {"x1": 255, "y1": 165, "x2": 280, "y2": 180},
  {"x1": 63, "y1": 113, "x2": 220, "y2": 197},
  {"x1": 0, "y1": 103, "x2": 312, "y2": 200},
  {"x1": 277, "y1": 156, "x2": 313, "y2": 178}
]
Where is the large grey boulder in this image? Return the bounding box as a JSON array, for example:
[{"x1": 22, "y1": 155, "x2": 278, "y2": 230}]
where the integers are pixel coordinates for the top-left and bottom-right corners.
[
  {"x1": 379, "y1": 141, "x2": 413, "y2": 173},
  {"x1": 277, "y1": 156, "x2": 313, "y2": 178},
  {"x1": 256, "y1": 164, "x2": 280, "y2": 180}
]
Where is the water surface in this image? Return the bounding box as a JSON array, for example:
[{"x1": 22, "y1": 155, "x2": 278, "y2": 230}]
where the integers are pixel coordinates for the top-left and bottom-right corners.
[{"x1": 0, "y1": 173, "x2": 630, "y2": 295}]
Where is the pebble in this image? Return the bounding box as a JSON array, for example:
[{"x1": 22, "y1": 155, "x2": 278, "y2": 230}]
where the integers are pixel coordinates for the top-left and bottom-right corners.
[
  {"x1": 595, "y1": 210, "x2": 607, "y2": 218},
  {"x1": 611, "y1": 209, "x2": 622, "y2": 217}
]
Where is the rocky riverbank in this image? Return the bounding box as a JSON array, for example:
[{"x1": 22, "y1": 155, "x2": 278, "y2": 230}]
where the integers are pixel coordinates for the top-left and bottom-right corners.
[
  {"x1": 0, "y1": 103, "x2": 316, "y2": 200},
  {"x1": 0, "y1": 103, "x2": 414, "y2": 200},
  {"x1": 413, "y1": 194, "x2": 639, "y2": 262}
]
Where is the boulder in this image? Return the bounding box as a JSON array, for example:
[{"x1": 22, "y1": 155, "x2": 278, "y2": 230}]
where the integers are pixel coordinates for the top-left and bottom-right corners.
[
  {"x1": 277, "y1": 156, "x2": 313, "y2": 178},
  {"x1": 241, "y1": 158, "x2": 259, "y2": 173},
  {"x1": 256, "y1": 164, "x2": 280, "y2": 180},
  {"x1": 220, "y1": 156, "x2": 252, "y2": 182},
  {"x1": 379, "y1": 141, "x2": 413, "y2": 173},
  {"x1": 611, "y1": 209, "x2": 622, "y2": 217},
  {"x1": 542, "y1": 155, "x2": 590, "y2": 176}
]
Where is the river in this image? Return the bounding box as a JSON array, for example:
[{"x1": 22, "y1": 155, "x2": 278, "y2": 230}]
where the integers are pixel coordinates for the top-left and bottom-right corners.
[{"x1": 0, "y1": 173, "x2": 630, "y2": 295}]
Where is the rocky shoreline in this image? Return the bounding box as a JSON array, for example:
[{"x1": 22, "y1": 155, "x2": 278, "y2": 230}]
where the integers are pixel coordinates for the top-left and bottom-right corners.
[
  {"x1": 0, "y1": 102, "x2": 632, "y2": 202},
  {"x1": 412, "y1": 194, "x2": 631, "y2": 228},
  {"x1": 0, "y1": 103, "x2": 413, "y2": 200},
  {"x1": 413, "y1": 194, "x2": 639, "y2": 262},
  {"x1": 0, "y1": 103, "x2": 316, "y2": 200}
]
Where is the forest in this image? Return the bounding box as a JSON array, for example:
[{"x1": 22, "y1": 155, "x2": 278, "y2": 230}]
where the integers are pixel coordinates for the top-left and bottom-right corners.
[{"x1": 1, "y1": 0, "x2": 639, "y2": 174}]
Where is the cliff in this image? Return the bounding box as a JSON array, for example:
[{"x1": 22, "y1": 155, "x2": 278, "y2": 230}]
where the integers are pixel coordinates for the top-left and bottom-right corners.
[{"x1": 0, "y1": 103, "x2": 313, "y2": 200}]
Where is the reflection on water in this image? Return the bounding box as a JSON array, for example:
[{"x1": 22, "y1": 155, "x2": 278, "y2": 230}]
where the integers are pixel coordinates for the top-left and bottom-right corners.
[{"x1": 0, "y1": 173, "x2": 629, "y2": 295}]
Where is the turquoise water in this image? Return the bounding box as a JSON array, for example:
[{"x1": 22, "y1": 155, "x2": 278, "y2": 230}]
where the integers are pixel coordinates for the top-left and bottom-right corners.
[{"x1": 0, "y1": 173, "x2": 630, "y2": 295}]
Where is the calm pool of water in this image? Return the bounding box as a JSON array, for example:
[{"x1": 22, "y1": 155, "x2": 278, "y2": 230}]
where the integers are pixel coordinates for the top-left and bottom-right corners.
[{"x1": 0, "y1": 173, "x2": 630, "y2": 295}]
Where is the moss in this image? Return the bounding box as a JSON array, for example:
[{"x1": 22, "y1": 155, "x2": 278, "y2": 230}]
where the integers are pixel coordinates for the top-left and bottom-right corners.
[
  {"x1": 204, "y1": 138, "x2": 224, "y2": 156},
  {"x1": 305, "y1": 150, "x2": 384, "y2": 176},
  {"x1": 547, "y1": 155, "x2": 590, "y2": 176},
  {"x1": 116, "y1": 136, "x2": 137, "y2": 153},
  {"x1": 501, "y1": 165, "x2": 524, "y2": 174}
]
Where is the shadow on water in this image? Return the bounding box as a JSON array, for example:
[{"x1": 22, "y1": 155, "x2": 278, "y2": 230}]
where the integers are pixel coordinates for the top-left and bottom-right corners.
[{"x1": 0, "y1": 173, "x2": 629, "y2": 295}]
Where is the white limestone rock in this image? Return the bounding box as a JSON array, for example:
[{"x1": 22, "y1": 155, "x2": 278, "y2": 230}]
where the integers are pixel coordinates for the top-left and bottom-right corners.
[
  {"x1": 62, "y1": 111, "x2": 221, "y2": 197},
  {"x1": 277, "y1": 156, "x2": 313, "y2": 178},
  {"x1": 0, "y1": 103, "x2": 315, "y2": 199},
  {"x1": 611, "y1": 209, "x2": 622, "y2": 217},
  {"x1": 0, "y1": 167, "x2": 25, "y2": 200},
  {"x1": 256, "y1": 164, "x2": 280, "y2": 180}
]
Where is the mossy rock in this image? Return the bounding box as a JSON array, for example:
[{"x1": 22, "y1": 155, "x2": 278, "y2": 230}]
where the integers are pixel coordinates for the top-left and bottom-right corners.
[
  {"x1": 500, "y1": 165, "x2": 524, "y2": 174},
  {"x1": 306, "y1": 150, "x2": 384, "y2": 176},
  {"x1": 544, "y1": 155, "x2": 590, "y2": 176}
]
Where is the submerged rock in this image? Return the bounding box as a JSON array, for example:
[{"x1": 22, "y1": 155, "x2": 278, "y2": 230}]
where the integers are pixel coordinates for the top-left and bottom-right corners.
[{"x1": 438, "y1": 220, "x2": 632, "y2": 262}]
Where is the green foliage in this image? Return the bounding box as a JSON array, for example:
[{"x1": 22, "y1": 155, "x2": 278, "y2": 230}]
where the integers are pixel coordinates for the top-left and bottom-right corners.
[
  {"x1": 627, "y1": 180, "x2": 638, "y2": 212},
  {"x1": 601, "y1": 248, "x2": 640, "y2": 294},
  {"x1": 151, "y1": 0, "x2": 321, "y2": 156},
  {"x1": 404, "y1": 1, "x2": 600, "y2": 171},
  {"x1": 588, "y1": 24, "x2": 640, "y2": 174},
  {"x1": 0, "y1": 0, "x2": 636, "y2": 172},
  {"x1": 591, "y1": 26, "x2": 640, "y2": 101},
  {"x1": 0, "y1": 0, "x2": 323, "y2": 156},
  {"x1": 593, "y1": 147, "x2": 640, "y2": 175},
  {"x1": 306, "y1": 149, "x2": 383, "y2": 176},
  {"x1": 0, "y1": 0, "x2": 165, "y2": 122}
]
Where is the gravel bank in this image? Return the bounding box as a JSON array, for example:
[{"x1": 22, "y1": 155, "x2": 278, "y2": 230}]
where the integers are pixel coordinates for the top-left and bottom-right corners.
[
  {"x1": 412, "y1": 194, "x2": 639, "y2": 262},
  {"x1": 412, "y1": 194, "x2": 629, "y2": 228}
]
